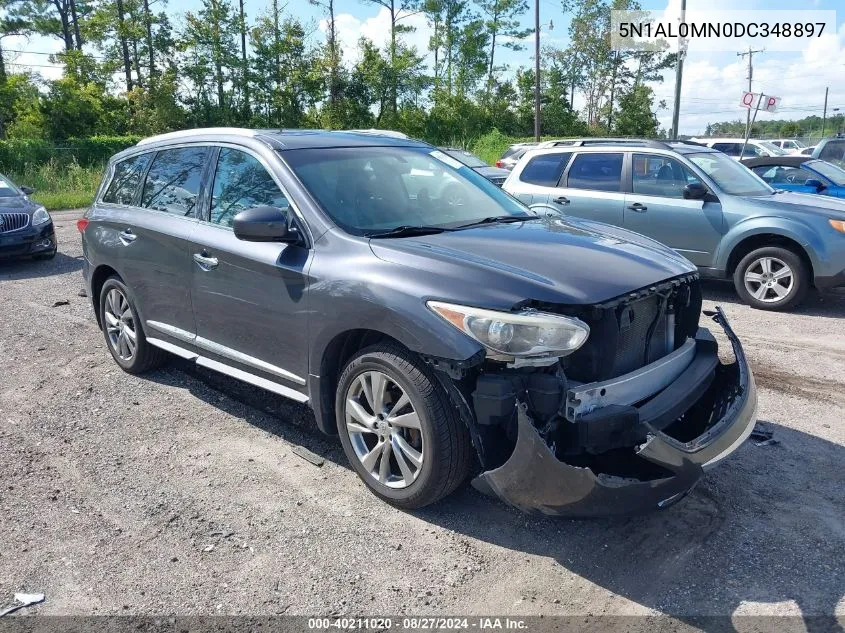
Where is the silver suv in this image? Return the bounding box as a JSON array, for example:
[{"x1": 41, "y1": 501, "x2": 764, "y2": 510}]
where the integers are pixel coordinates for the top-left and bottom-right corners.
[{"x1": 503, "y1": 138, "x2": 845, "y2": 311}]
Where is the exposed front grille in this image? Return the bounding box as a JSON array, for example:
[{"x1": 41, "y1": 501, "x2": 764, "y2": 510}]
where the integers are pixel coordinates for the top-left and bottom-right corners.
[
  {"x1": 0, "y1": 212, "x2": 29, "y2": 233},
  {"x1": 614, "y1": 294, "x2": 668, "y2": 376}
]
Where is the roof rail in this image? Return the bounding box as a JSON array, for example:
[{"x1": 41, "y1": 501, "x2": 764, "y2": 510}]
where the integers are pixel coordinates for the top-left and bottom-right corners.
[
  {"x1": 538, "y1": 137, "x2": 670, "y2": 149},
  {"x1": 136, "y1": 127, "x2": 258, "y2": 146}
]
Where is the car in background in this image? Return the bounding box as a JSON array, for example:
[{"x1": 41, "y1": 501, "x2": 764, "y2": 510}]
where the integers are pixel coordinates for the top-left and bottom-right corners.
[
  {"x1": 437, "y1": 147, "x2": 510, "y2": 186},
  {"x1": 798, "y1": 146, "x2": 816, "y2": 156},
  {"x1": 741, "y1": 156, "x2": 845, "y2": 198},
  {"x1": 495, "y1": 142, "x2": 537, "y2": 170},
  {"x1": 78, "y1": 128, "x2": 758, "y2": 517},
  {"x1": 768, "y1": 139, "x2": 808, "y2": 154},
  {"x1": 812, "y1": 137, "x2": 845, "y2": 168},
  {"x1": 0, "y1": 174, "x2": 56, "y2": 261},
  {"x1": 691, "y1": 138, "x2": 786, "y2": 160},
  {"x1": 503, "y1": 138, "x2": 845, "y2": 311}
]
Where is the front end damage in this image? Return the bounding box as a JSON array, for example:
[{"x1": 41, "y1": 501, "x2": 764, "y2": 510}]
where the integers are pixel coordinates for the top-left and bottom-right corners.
[{"x1": 433, "y1": 277, "x2": 757, "y2": 517}]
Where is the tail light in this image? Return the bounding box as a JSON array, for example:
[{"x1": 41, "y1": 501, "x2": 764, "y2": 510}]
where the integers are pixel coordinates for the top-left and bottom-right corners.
[
  {"x1": 495, "y1": 160, "x2": 504, "y2": 168},
  {"x1": 76, "y1": 218, "x2": 89, "y2": 233}
]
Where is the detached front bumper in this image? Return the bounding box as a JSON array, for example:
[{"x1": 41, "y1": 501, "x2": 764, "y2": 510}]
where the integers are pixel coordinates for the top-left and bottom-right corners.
[{"x1": 472, "y1": 308, "x2": 757, "y2": 517}]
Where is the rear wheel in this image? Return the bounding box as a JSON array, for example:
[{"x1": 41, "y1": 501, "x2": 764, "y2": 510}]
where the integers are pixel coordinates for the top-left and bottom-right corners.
[
  {"x1": 335, "y1": 344, "x2": 471, "y2": 509},
  {"x1": 99, "y1": 276, "x2": 167, "y2": 373},
  {"x1": 733, "y1": 246, "x2": 808, "y2": 311}
]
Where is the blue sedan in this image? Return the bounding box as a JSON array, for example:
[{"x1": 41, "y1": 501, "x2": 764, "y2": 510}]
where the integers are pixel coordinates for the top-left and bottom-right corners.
[{"x1": 742, "y1": 156, "x2": 845, "y2": 198}]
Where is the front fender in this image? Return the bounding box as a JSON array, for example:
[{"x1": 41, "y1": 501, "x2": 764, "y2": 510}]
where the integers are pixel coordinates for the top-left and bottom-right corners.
[{"x1": 713, "y1": 216, "x2": 822, "y2": 274}]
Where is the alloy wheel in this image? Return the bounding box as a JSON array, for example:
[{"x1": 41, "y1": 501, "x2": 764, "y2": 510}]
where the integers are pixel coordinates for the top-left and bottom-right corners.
[
  {"x1": 104, "y1": 288, "x2": 137, "y2": 361},
  {"x1": 344, "y1": 370, "x2": 424, "y2": 489},
  {"x1": 743, "y1": 256, "x2": 794, "y2": 303}
]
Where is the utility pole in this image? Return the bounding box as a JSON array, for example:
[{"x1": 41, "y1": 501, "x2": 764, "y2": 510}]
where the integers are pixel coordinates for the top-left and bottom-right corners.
[
  {"x1": 534, "y1": 0, "x2": 541, "y2": 141},
  {"x1": 821, "y1": 86, "x2": 829, "y2": 138},
  {"x1": 737, "y1": 47, "x2": 764, "y2": 139},
  {"x1": 669, "y1": 0, "x2": 686, "y2": 139}
]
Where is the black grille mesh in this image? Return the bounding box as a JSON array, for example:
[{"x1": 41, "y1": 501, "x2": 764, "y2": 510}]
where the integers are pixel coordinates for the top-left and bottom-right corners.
[{"x1": 613, "y1": 296, "x2": 667, "y2": 376}]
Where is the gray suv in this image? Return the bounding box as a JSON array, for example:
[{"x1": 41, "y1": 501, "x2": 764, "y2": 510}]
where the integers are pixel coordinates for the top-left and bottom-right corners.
[
  {"x1": 504, "y1": 139, "x2": 845, "y2": 310},
  {"x1": 80, "y1": 128, "x2": 757, "y2": 517}
]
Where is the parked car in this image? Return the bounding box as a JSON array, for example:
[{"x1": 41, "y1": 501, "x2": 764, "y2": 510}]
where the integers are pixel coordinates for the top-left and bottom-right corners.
[
  {"x1": 768, "y1": 139, "x2": 808, "y2": 154},
  {"x1": 437, "y1": 147, "x2": 510, "y2": 186},
  {"x1": 503, "y1": 138, "x2": 845, "y2": 311},
  {"x1": 691, "y1": 137, "x2": 786, "y2": 160},
  {"x1": 495, "y1": 142, "x2": 537, "y2": 170},
  {"x1": 798, "y1": 146, "x2": 816, "y2": 156},
  {"x1": 78, "y1": 128, "x2": 757, "y2": 517},
  {"x1": 741, "y1": 156, "x2": 845, "y2": 198},
  {"x1": 0, "y1": 174, "x2": 56, "y2": 261},
  {"x1": 812, "y1": 137, "x2": 845, "y2": 168}
]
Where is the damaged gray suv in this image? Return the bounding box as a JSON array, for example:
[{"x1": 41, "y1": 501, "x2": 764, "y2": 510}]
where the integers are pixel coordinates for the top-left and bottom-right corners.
[{"x1": 80, "y1": 128, "x2": 757, "y2": 517}]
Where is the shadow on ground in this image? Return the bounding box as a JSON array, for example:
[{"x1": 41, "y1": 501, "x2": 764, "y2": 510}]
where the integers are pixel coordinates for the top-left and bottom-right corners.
[
  {"x1": 144, "y1": 358, "x2": 843, "y2": 632},
  {"x1": 0, "y1": 252, "x2": 83, "y2": 280}
]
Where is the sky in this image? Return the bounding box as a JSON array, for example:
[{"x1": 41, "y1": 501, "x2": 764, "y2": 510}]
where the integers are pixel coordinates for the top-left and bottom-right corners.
[{"x1": 4, "y1": 0, "x2": 844, "y2": 135}]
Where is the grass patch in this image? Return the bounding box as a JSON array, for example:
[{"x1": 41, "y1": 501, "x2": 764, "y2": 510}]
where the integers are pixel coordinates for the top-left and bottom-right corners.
[{"x1": 7, "y1": 160, "x2": 103, "y2": 210}]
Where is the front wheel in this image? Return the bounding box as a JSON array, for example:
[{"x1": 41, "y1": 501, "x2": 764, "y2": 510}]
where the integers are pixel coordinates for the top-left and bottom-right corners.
[
  {"x1": 733, "y1": 246, "x2": 809, "y2": 311},
  {"x1": 335, "y1": 344, "x2": 471, "y2": 509}
]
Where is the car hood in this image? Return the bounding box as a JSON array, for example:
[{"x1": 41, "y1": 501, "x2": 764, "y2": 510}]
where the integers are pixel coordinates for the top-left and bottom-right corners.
[
  {"x1": 369, "y1": 216, "x2": 697, "y2": 305},
  {"x1": 742, "y1": 190, "x2": 845, "y2": 220},
  {"x1": 473, "y1": 166, "x2": 511, "y2": 179},
  {"x1": 0, "y1": 195, "x2": 38, "y2": 212}
]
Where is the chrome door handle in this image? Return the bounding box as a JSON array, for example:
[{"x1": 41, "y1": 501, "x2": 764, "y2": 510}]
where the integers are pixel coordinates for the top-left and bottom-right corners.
[
  {"x1": 553, "y1": 196, "x2": 570, "y2": 205},
  {"x1": 119, "y1": 228, "x2": 137, "y2": 244},
  {"x1": 193, "y1": 252, "x2": 219, "y2": 270},
  {"x1": 627, "y1": 203, "x2": 648, "y2": 212}
]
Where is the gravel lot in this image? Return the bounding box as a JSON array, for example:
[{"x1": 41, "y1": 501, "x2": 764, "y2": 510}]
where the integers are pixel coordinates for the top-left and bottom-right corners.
[{"x1": 1, "y1": 209, "x2": 843, "y2": 623}]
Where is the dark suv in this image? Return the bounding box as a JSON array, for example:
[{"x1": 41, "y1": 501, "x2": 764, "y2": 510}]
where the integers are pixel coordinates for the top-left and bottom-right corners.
[{"x1": 79, "y1": 128, "x2": 757, "y2": 517}]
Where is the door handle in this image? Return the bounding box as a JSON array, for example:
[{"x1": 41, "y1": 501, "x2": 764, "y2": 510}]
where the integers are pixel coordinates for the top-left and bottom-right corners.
[
  {"x1": 553, "y1": 196, "x2": 570, "y2": 205},
  {"x1": 627, "y1": 203, "x2": 648, "y2": 212},
  {"x1": 118, "y1": 228, "x2": 137, "y2": 244},
  {"x1": 193, "y1": 251, "x2": 219, "y2": 271}
]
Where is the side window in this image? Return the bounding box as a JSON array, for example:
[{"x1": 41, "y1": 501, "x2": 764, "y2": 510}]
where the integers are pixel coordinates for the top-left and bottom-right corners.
[
  {"x1": 519, "y1": 152, "x2": 572, "y2": 186},
  {"x1": 209, "y1": 149, "x2": 290, "y2": 227},
  {"x1": 102, "y1": 153, "x2": 151, "y2": 205},
  {"x1": 141, "y1": 146, "x2": 209, "y2": 217},
  {"x1": 754, "y1": 165, "x2": 815, "y2": 185},
  {"x1": 819, "y1": 141, "x2": 845, "y2": 164},
  {"x1": 713, "y1": 143, "x2": 739, "y2": 156},
  {"x1": 632, "y1": 154, "x2": 700, "y2": 198},
  {"x1": 565, "y1": 153, "x2": 623, "y2": 192}
]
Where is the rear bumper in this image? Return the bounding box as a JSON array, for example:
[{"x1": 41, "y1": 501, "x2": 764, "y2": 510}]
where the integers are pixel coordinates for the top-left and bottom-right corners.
[
  {"x1": 472, "y1": 308, "x2": 757, "y2": 517},
  {"x1": 0, "y1": 222, "x2": 55, "y2": 259}
]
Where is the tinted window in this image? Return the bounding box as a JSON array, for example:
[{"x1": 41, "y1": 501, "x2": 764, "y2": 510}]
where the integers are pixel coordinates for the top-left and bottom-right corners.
[
  {"x1": 632, "y1": 154, "x2": 700, "y2": 198},
  {"x1": 102, "y1": 153, "x2": 151, "y2": 205},
  {"x1": 141, "y1": 147, "x2": 208, "y2": 217},
  {"x1": 519, "y1": 153, "x2": 572, "y2": 186},
  {"x1": 209, "y1": 149, "x2": 289, "y2": 227},
  {"x1": 566, "y1": 153, "x2": 623, "y2": 192},
  {"x1": 819, "y1": 140, "x2": 845, "y2": 165},
  {"x1": 711, "y1": 143, "x2": 738, "y2": 155},
  {"x1": 752, "y1": 165, "x2": 816, "y2": 185}
]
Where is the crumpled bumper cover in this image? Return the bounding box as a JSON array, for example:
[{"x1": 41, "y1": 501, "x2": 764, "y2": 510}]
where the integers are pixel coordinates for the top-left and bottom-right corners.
[{"x1": 471, "y1": 307, "x2": 757, "y2": 517}]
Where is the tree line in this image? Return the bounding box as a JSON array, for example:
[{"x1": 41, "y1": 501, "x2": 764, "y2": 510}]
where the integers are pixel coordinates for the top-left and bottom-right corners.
[
  {"x1": 704, "y1": 114, "x2": 845, "y2": 140},
  {"x1": 0, "y1": 0, "x2": 675, "y2": 145}
]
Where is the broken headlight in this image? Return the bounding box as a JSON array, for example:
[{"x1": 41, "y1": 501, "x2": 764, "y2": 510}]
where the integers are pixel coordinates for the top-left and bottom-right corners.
[{"x1": 427, "y1": 301, "x2": 590, "y2": 359}]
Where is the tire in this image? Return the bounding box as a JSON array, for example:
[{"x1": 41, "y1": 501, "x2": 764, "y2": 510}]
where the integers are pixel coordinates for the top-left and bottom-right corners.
[
  {"x1": 99, "y1": 275, "x2": 167, "y2": 373},
  {"x1": 335, "y1": 343, "x2": 472, "y2": 509},
  {"x1": 733, "y1": 246, "x2": 809, "y2": 311}
]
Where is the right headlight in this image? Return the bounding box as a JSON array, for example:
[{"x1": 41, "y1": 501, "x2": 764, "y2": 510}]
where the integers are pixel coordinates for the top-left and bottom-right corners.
[{"x1": 427, "y1": 301, "x2": 590, "y2": 359}]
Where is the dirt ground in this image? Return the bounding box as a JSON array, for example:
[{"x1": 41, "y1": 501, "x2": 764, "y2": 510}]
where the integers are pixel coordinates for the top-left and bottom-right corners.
[{"x1": 1, "y1": 209, "x2": 843, "y2": 625}]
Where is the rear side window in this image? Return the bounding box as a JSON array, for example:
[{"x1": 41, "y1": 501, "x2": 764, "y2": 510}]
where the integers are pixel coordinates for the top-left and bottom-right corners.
[
  {"x1": 209, "y1": 149, "x2": 290, "y2": 227},
  {"x1": 819, "y1": 140, "x2": 845, "y2": 164},
  {"x1": 102, "y1": 153, "x2": 151, "y2": 205},
  {"x1": 566, "y1": 153, "x2": 623, "y2": 192},
  {"x1": 141, "y1": 147, "x2": 209, "y2": 217},
  {"x1": 519, "y1": 153, "x2": 572, "y2": 186},
  {"x1": 712, "y1": 142, "x2": 740, "y2": 156}
]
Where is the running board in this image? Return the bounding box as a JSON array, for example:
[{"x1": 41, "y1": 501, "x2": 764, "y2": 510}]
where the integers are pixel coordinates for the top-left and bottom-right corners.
[{"x1": 146, "y1": 338, "x2": 309, "y2": 404}]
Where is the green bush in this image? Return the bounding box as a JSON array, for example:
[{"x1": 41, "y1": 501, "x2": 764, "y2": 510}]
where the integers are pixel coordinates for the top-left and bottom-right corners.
[
  {"x1": 9, "y1": 159, "x2": 104, "y2": 210},
  {"x1": 0, "y1": 136, "x2": 140, "y2": 174}
]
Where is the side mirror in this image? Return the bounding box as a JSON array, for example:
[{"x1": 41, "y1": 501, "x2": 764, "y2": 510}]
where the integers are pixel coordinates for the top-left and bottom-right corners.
[
  {"x1": 233, "y1": 206, "x2": 297, "y2": 243},
  {"x1": 20, "y1": 186, "x2": 34, "y2": 195},
  {"x1": 683, "y1": 182, "x2": 708, "y2": 200},
  {"x1": 804, "y1": 178, "x2": 825, "y2": 191}
]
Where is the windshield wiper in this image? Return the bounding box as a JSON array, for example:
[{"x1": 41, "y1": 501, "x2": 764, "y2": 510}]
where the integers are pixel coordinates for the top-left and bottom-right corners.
[
  {"x1": 455, "y1": 215, "x2": 535, "y2": 229},
  {"x1": 368, "y1": 225, "x2": 454, "y2": 239}
]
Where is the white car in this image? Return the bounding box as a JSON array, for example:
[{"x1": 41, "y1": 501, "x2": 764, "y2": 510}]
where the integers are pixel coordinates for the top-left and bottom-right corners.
[
  {"x1": 690, "y1": 138, "x2": 786, "y2": 160},
  {"x1": 769, "y1": 139, "x2": 809, "y2": 155}
]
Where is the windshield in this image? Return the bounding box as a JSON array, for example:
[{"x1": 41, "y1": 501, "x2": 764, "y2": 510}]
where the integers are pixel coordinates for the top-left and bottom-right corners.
[
  {"x1": 442, "y1": 149, "x2": 488, "y2": 168},
  {"x1": 808, "y1": 160, "x2": 845, "y2": 186},
  {"x1": 758, "y1": 141, "x2": 786, "y2": 155},
  {"x1": 0, "y1": 175, "x2": 21, "y2": 198},
  {"x1": 688, "y1": 152, "x2": 774, "y2": 196},
  {"x1": 283, "y1": 146, "x2": 531, "y2": 236}
]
